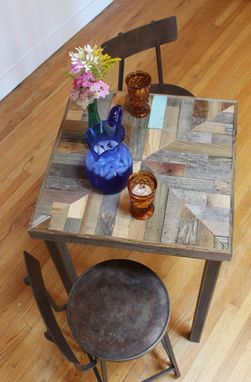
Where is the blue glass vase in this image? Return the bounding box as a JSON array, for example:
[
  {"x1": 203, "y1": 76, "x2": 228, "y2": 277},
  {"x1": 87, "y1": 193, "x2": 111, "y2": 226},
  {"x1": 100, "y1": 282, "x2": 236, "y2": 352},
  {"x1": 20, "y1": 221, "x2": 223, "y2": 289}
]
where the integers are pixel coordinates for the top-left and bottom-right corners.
[{"x1": 85, "y1": 105, "x2": 133, "y2": 194}]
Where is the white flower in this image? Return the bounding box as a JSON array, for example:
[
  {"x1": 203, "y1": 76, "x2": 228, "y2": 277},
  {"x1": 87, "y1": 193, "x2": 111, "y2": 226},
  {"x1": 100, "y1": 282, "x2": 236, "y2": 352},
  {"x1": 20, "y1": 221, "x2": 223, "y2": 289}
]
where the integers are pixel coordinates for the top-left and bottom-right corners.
[
  {"x1": 84, "y1": 44, "x2": 94, "y2": 55},
  {"x1": 69, "y1": 45, "x2": 100, "y2": 74},
  {"x1": 83, "y1": 62, "x2": 91, "y2": 71}
]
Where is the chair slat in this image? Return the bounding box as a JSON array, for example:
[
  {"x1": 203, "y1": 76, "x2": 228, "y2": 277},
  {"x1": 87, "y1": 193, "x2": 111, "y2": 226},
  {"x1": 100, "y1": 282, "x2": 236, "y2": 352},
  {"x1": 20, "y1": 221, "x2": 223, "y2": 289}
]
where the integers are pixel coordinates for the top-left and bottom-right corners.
[{"x1": 102, "y1": 16, "x2": 177, "y2": 59}]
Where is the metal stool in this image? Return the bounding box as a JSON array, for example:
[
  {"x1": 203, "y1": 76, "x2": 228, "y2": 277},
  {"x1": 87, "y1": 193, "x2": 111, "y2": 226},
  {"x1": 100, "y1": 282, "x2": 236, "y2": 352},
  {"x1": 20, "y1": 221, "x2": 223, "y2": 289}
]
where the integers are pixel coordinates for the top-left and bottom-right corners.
[{"x1": 67, "y1": 259, "x2": 180, "y2": 381}]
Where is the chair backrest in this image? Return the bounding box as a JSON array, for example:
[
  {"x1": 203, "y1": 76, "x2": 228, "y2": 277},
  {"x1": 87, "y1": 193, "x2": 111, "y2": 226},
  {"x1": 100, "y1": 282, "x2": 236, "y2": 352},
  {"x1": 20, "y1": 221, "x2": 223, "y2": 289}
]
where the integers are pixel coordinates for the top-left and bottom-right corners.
[
  {"x1": 101, "y1": 16, "x2": 177, "y2": 90},
  {"x1": 23, "y1": 251, "x2": 80, "y2": 365}
]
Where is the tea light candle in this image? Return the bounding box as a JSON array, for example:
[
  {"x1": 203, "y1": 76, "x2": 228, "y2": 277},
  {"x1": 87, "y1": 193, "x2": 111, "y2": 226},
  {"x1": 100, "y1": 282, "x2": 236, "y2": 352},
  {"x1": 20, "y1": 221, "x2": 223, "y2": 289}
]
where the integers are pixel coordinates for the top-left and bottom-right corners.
[{"x1": 132, "y1": 183, "x2": 152, "y2": 196}]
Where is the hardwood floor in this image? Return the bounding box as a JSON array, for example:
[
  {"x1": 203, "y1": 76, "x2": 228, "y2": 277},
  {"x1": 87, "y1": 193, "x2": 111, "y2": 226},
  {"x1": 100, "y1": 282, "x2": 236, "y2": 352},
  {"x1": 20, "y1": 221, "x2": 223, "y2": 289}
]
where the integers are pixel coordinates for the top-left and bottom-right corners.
[{"x1": 1, "y1": 0, "x2": 251, "y2": 381}]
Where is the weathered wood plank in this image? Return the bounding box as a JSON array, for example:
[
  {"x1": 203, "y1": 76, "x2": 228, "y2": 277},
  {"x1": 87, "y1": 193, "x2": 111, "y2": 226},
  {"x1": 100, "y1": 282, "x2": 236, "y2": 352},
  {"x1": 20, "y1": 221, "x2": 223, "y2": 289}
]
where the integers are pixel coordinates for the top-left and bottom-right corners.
[
  {"x1": 193, "y1": 99, "x2": 209, "y2": 119},
  {"x1": 213, "y1": 181, "x2": 231, "y2": 195},
  {"x1": 42, "y1": 188, "x2": 86, "y2": 203},
  {"x1": 161, "y1": 189, "x2": 183, "y2": 244},
  {"x1": 53, "y1": 152, "x2": 85, "y2": 165},
  {"x1": 144, "y1": 180, "x2": 169, "y2": 242},
  {"x1": 166, "y1": 140, "x2": 232, "y2": 158},
  {"x1": 207, "y1": 193, "x2": 230, "y2": 208},
  {"x1": 34, "y1": 200, "x2": 52, "y2": 216},
  {"x1": 191, "y1": 131, "x2": 212, "y2": 144},
  {"x1": 49, "y1": 202, "x2": 69, "y2": 231},
  {"x1": 171, "y1": 189, "x2": 207, "y2": 207},
  {"x1": 147, "y1": 145, "x2": 209, "y2": 160},
  {"x1": 65, "y1": 109, "x2": 83, "y2": 121},
  {"x1": 196, "y1": 220, "x2": 215, "y2": 249},
  {"x1": 209, "y1": 111, "x2": 234, "y2": 125},
  {"x1": 64, "y1": 217, "x2": 82, "y2": 233},
  {"x1": 211, "y1": 133, "x2": 232, "y2": 146},
  {"x1": 207, "y1": 99, "x2": 222, "y2": 118},
  {"x1": 113, "y1": 188, "x2": 132, "y2": 238},
  {"x1": 187, "y1": 205, "x2": 230, "y2": 237},
  {"x1": 177, "y1": 97, "x2": 195, "y2": 140},
  {"x1": 128, "y1": 114, "x2": 151, "y2": 161},
  {"x1": 142, "y1": 128, "x2": 162, "y2": 159},
  {"x1": 61, "y1": 130, "x2": 85, "y2": 143},
  {"x1": 57, "y1": 141, "x2": 85, "y2": 153},
  {"x1": 127, "y1": 218, "x2": 146, "y2": 241},
  {"x1": 79, "y1": 192, "x2": 103, "y2": 234},
  {"x1": 142, "y1": 160, "x2": 185, "y2": 177},
  {"x1": 30, "y1": 214, "x2": 51, "y2": 229},
  {"x1": 215, "y1": 235, "x2": 229, "y2": 250},
  {"x1": 184, "y1": 158, "x2": 232, "y2": 182},
  {"x1": 45, "y1": 175, "x2": 89, "y2": 192},
  {"x1": 67, "y1": 194, "x2": 89, "y2": 219},
  {"x1": 95, "y1": 193, "x2": 121, "y2": 236},
  {"x1": 177, "y1": 206, "x2": 198, "y2": 245},
  {"x1": 62, "y1": 119, "x2": 87, "y2": 132},
  {"x1": 160, "y1": 175, "x2": 215, "y2": 193},
  {"x1": 147, "y1": 95, "x2": 168, "y2": 129},
  {"x1": 160, "y1": 99, "x2": 180, "y2": 148},
  {"x1": 193, "y1": 121, "x2": 234, "y2": 136}
]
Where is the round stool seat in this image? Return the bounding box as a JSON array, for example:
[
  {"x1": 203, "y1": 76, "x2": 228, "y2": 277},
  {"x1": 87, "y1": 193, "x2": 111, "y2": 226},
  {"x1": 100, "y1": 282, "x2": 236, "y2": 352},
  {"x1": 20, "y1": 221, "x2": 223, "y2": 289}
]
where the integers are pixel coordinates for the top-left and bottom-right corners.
[{"x1": 67, "y1": 259, "x2": 170, "y2": 361}]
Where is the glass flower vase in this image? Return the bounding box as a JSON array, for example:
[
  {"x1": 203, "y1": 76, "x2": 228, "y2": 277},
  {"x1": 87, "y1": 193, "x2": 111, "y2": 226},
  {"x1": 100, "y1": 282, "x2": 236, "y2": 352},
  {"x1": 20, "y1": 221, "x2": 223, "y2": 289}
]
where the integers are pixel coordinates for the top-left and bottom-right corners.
[
  {"x1": 87, "y1": 99, "x2": 100, "y2": 128},
  {"x1": 85, "y1": 105, "x2": 133, "y2": 194}
]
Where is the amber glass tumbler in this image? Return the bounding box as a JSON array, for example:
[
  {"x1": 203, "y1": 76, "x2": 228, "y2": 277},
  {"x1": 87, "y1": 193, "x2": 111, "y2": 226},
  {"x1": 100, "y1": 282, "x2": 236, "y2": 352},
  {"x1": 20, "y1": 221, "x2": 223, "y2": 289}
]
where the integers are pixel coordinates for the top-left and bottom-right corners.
[
  {"x1": 127, "y1": 171, "x2": 157, "y2": 220},
  {"x1": 125, "y1": 71, "x2": 151, "y2": 118}
]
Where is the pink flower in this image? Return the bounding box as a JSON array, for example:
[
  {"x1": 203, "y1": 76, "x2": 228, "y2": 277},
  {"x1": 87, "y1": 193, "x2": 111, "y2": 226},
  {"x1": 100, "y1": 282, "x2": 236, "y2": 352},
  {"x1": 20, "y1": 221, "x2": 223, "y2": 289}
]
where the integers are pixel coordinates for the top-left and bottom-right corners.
[
  {"x1": 69, "y1": 64, "x2": 81, "y2": 74},
  {"x1": 69, "y1": 70, "x2": 109, "y2": 108},
  {"x1": 90, "y1": 80, "x2": 109, "y2": 99},
  {"x1": 73, "y1": 71, "x2": 95, "y2": 89}
]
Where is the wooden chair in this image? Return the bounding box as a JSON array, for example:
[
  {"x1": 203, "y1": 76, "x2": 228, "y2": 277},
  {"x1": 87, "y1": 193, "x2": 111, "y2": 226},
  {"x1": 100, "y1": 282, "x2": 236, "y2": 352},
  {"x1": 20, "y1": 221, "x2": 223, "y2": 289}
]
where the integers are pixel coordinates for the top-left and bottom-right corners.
[
  {"x1": 23, "y1": 251, "x2": 102, "y2": 382},
  {"x1": 101, "y1": 16, "x2": 194, "y2": 97},
  {"x1": 24, "y1": 252, "x2": 180, "y2": 381}
]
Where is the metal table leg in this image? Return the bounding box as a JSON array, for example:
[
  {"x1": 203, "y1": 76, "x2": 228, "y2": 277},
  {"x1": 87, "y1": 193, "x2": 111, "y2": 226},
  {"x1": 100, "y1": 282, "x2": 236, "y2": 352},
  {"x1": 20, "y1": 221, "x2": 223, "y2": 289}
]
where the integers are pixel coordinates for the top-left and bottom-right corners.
[
  {"x1": 45, "y1": 240, "x2": 78, "y2": 293},
  {"x1": 190, "y1": 260, "x2": 222, "y2": 342},
  {"x1": 100, "y1": 360, "x2": 108, "y2": 382}
]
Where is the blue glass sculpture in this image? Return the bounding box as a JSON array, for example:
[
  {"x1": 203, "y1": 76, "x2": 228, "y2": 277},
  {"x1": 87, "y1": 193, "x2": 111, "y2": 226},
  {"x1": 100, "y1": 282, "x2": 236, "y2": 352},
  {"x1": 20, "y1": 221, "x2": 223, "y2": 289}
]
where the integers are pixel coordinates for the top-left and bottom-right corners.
[{"x1": 85, "y1": 105, "x2": 133, "y2": 194}]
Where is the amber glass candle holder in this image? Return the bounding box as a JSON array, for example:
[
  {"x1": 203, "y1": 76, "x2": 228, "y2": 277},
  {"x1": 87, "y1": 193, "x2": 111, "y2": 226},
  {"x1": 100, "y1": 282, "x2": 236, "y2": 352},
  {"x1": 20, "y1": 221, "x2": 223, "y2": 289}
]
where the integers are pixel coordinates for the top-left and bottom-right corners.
[
  {"x1": 125, "y1": 71, "x2": 151, "y2": 118},
  {"x1": 127, "y1": 171, "x2": 157, "y2": 220}
]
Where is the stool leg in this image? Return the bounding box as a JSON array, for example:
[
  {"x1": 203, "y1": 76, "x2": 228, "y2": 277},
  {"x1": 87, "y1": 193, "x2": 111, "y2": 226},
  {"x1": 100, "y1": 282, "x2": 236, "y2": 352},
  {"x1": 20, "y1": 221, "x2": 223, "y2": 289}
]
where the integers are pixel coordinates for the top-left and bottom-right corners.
[
  {"x1": 100, "y1": 360, "x2": 108, "y2": 382},
  {"x1": 161, "y1": 333, "x2": 180, "y2": 377}
]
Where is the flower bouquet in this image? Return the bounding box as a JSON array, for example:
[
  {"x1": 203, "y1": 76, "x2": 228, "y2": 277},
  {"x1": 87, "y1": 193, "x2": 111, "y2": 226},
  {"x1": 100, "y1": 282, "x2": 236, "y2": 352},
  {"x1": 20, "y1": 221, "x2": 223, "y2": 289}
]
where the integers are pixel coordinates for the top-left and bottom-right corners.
[{"x1": 66, "y1": 44, "x2": 120, "y2": 109}]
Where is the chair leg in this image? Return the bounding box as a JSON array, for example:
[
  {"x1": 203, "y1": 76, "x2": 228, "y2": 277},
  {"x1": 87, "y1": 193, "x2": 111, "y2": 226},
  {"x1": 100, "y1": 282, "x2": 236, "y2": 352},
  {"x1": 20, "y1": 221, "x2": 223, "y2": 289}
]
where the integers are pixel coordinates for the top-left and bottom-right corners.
[
  {"x1": 24, "y1": 268, "x2": 66, "y2": 313},
  {"x1": 24, "y1": 275, "x2": 30, "y2": 286},
  {"x1": 44, "y1": 330, "x2": 54, "y2": 342},
  {"x1": 161, "y1": 333, "x2": 180, "y2": 377},
  {"x1": 87, "y1": 354, "x2": 103, "y2": 382},
  {"x1": 100, "y1": 360, "x2": 108, "y2": 382}
]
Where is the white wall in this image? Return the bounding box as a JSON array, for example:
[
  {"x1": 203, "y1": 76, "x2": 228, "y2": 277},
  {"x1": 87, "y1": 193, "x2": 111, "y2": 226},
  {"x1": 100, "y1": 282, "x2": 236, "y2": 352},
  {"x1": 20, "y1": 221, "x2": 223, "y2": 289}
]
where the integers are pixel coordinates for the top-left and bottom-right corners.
[{"x1": 0, "y1": 0, "x2": 113, "y2": 100}]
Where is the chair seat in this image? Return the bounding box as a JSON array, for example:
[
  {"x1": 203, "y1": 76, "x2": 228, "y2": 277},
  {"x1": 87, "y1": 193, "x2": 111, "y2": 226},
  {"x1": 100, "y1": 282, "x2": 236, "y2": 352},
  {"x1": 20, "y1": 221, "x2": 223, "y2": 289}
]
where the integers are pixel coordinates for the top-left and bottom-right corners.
[
  {"x1": 150, "y1": 83, "x2": 194, "y2": 97},
  {"x1": 67, "y1": 259, "x2": 170, "y2": 361}
]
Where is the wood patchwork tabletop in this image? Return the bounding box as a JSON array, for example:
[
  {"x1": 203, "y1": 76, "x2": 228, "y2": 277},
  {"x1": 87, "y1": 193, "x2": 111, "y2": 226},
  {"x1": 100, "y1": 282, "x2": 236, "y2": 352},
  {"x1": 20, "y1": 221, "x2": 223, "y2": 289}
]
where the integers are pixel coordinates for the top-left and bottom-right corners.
[{"x1": 28, "y1": 92, "x2": 238, "y2": 261}]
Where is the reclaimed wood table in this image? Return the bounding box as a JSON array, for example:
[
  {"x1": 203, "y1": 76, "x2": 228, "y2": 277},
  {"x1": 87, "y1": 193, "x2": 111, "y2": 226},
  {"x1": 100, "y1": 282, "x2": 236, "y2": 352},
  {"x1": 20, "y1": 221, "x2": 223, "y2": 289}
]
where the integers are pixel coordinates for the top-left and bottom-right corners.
[{"x1": 28, "y1": 92, "x2": 237, "y2": 342}]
